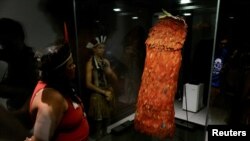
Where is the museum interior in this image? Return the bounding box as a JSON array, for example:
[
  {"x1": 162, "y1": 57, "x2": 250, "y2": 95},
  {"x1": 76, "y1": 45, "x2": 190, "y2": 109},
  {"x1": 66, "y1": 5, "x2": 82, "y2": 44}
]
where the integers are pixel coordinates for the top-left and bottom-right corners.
[{"x1": 0, "y1": 0, "x2": 249, "y2": 141}]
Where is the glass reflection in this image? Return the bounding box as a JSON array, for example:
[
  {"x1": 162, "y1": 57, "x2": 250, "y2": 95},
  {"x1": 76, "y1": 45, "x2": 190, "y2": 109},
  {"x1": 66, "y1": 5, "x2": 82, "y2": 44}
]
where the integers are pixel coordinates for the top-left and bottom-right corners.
[{"x1": 208, "y1": 0, "x2": 250, "y2": 127}]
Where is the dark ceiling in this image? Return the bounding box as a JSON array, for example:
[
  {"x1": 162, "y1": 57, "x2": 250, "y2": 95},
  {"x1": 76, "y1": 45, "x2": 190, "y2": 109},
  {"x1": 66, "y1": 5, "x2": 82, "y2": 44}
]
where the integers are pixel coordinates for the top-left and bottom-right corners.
[{"x1": 38, "y1": 0, "x2": 250, "y2": 43}]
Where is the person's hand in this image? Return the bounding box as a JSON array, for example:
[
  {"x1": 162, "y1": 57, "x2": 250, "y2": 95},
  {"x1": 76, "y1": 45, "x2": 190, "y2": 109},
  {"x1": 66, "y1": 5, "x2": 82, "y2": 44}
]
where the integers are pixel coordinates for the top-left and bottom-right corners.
[{"x1": 104, "y1": 90, "x2": 113, "y2": 101}]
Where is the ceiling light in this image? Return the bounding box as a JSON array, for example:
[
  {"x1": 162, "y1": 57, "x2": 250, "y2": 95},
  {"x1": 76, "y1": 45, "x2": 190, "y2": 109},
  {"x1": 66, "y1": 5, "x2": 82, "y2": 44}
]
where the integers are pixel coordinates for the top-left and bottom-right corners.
[
  {"x1": 180, "y1": 0, "x2": 191, "y2": 4},
  {"x1": 183, "y1": 13, "x2": 191, "y2": 16},
  {"x1": 113, "y1": 8, "x2": 121, "y2": 12},
  {"x1": 132, "y1": 16, "x2": 138, "y2": 20}
]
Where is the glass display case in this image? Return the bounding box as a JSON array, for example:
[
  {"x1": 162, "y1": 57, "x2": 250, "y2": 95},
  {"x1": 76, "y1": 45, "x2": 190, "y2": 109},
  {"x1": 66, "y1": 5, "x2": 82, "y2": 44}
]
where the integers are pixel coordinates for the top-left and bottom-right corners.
[{"x1": 71, "y1": 0, "x2": 219, "y2": 140}]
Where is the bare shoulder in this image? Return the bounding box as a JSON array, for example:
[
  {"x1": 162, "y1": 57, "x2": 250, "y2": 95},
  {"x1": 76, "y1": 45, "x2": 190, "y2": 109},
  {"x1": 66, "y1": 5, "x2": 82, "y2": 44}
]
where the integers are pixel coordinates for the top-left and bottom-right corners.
[
  {"x1": 103, "y1": 58, "x2": 110, "y2": 65},
  {"x1": 87, "y1": 56, "x2": 94, "y2": 62},
  {"x1": 42, "y1": 88, "x2": 66, "y2": 104},
  {"x1": 30, "y1": 87, "x2": 67, "y2": 117},
  {"x1": 86, "y1": 57, "x2": 93, "y2": 68},
  {"x1": 33, "y1": 88, "x2": 66, "y2": 108}
]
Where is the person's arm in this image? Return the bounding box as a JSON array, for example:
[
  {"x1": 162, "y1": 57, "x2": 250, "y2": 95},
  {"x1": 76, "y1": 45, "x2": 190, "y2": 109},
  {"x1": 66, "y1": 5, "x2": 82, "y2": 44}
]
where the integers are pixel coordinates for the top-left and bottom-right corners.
[
  {"x1": 85, "y1": 59, "x2": 112, "y2": 99},
  {"x1": 28, "y1": 88, "x2": 66, "y2": 141},
  {"x1": 103, "y1": 58, "x2": 119, "y2": 95},
  {"x1": 103, "y1": 59, "x2": 118, "y2": 82}
]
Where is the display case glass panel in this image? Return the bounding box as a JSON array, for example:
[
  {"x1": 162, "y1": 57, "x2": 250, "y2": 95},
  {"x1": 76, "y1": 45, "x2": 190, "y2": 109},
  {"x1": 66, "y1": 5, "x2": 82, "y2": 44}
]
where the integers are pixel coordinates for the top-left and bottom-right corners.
[{"x1": 72, "y1": 0, "x2": 219, "y2": 140}]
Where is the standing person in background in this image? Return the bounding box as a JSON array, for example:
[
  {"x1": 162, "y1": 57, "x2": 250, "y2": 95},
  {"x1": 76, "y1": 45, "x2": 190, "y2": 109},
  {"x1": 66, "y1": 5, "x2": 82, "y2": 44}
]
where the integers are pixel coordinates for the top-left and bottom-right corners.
[
  {"x1": 0, "y1": 18, "x2": 38, "y2": 129},
  {"x1": 211, "y1": 37, "x2": 230, "y2": 89},
  {"x1": 210, "y1": 35, "x2": 231, "y2": 107},
  {"x1": 85, "y1": 35, "x2": 118, "y2": 140},
  {"x1": 27, "y1": 41, "x2": 89, "y2": 141},
  {"x1": 119, "y1": 26, "x2": 146, "y2": 104}
]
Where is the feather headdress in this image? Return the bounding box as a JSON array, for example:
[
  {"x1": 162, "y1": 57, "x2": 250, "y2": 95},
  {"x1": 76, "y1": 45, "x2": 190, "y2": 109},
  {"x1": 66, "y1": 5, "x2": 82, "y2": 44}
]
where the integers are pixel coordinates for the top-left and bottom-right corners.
[{"x1": 86, "y1": 35, "x2": 107, "y2": 49}]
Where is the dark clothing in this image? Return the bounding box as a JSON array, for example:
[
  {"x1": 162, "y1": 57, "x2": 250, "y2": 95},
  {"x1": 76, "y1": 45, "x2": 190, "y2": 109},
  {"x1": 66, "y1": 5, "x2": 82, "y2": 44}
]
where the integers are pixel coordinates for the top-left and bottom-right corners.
[
  {"x1": 0, "y1": 46, "x2": 38, "y2": 109},
  {"x1": 212, "y1": 47, "x2": 229, "y2": 88}
]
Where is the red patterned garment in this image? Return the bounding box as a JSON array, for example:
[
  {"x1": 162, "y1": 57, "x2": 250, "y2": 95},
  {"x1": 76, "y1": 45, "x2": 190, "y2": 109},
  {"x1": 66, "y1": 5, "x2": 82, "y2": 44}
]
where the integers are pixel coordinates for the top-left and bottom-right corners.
[{"x1": 134, "y1": 16, "x2": 187, "y2": 139}]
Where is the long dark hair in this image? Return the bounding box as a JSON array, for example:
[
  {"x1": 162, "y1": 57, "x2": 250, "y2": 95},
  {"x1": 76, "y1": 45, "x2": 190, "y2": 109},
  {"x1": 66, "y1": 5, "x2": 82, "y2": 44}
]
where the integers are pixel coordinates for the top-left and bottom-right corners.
[
  {"x1": 39, "y1": 40, "x2": 79, "y2": 102},
  {"x1": 40, "y1": 41, "x2": 70, "y2": 81}
]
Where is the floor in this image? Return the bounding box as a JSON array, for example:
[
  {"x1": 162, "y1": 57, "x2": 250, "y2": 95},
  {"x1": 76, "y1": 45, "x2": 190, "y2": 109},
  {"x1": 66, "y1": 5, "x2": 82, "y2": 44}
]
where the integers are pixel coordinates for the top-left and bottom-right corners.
[
  {"x1": 89, "y1": 119, "x2": 206, "y2": 141},
  {"x1": 88, "y1": 100, "x2": 211, "y2": 141},
  {"x1": 87, "y1": 98, "x2": 229, "y2": 141},
  {"x1": 174, "y1": 100, "x2": 229, "y2": 125}
]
